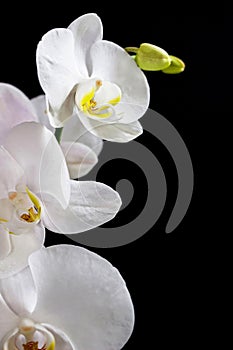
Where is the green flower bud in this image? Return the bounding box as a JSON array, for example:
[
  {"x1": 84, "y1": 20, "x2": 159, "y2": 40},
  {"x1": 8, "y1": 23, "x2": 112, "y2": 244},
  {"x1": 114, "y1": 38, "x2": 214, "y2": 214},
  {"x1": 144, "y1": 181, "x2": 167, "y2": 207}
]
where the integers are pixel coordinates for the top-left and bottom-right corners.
[
  {"x1": 162, "y1": 55, "x2": 185, "y2": 74},
  {"x1": 135, "y1": 43, "x2": 171, "y2": 71}
]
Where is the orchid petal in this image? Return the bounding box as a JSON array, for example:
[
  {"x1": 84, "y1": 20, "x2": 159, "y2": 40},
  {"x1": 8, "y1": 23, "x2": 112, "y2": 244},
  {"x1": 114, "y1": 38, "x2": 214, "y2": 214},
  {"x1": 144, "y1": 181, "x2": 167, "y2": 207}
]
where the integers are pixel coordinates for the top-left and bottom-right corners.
[
  {"x1": 79, "y1": 116, "x2": 143, "y2": 142},
  {"x1": 0, "y1": 295, "x2": 18, "y2": 341},
  {"x1": 90, "y1": 40, "x2": 150, "y2": 123},
  {"x1": 0, "y1": 223, "x2": 45, "y2": 279},
  {"x1": 0, "y1": 266, "x2": 37, "y2": 316},
  {"x1": 36, "y1": 28, "x2": 81, "y2": 126},
  {"x1": 0, "y1": 199, "x2": 13, "y2": 222},
  {"x1": 42, "y1": 180, "x2": 121, "y2": 234},
  {"x1": 4, "y1": 122, "x2": 70, "y2": 209},
  {"x1": 29, "y1": 245, "x2": 134, "y2": 350},
  {"x1": 31, "y1": 94, "x2": 103, "y2": 155},
  {"x1": 42, "y1": 324, "x2": 74, "y2": 350},
  {"x1": 0, "y1": 225, "x2": 11, "y2": 260},
  {"x1": 0, "y1": 83, "x2": 38, "y2": 144},
  {"x1": 62, "y1": 115, "x2": 103, "y2": 156},
  {"x1": 61, "y1": 141, "x2": 98, "y2": 179},
  {"x1": 31, "y1": 95, "x2": 55, "y2": 133},
  {"x1": 68, "y1": 13, "x2": 103, "y2": 77},
  {"x1": 0, "y1": 147, "x2": 24, "y2": 200},
  {"x1": 46, "y1": 88, "x2": 77, "y2": 128}
]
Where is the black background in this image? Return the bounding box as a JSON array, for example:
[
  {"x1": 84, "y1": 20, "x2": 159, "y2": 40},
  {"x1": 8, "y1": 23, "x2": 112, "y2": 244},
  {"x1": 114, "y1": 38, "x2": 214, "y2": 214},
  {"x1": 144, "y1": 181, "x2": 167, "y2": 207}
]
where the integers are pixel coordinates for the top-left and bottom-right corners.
[{"x1": 0, "y1": 2, "x2": 224, "y2": 348}]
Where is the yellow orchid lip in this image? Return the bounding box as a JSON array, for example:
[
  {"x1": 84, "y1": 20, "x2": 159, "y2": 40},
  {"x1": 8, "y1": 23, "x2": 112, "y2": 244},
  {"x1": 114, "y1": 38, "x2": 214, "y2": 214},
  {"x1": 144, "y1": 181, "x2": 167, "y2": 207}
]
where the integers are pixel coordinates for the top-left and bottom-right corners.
[
  {"x1": 80, "y1": 87, "x2": 95, "y2": 112},
  {"x1": 108, "y1": 96, "x2": 121, "y2": 106},
  {"x1": 24, "y1": 187, "x2": 42, "y2": 223}
]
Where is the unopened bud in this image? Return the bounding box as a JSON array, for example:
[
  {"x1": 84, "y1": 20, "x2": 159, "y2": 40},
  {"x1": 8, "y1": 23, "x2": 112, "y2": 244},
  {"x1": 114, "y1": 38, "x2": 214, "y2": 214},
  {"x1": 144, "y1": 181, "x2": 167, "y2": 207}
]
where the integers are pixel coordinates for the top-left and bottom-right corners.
[
  {"x1": 135, "y1": 43, "x2": 171, "y2": 71},
  {"x1": 162, "y1": 55, "x2": 185, "y2": 74}
]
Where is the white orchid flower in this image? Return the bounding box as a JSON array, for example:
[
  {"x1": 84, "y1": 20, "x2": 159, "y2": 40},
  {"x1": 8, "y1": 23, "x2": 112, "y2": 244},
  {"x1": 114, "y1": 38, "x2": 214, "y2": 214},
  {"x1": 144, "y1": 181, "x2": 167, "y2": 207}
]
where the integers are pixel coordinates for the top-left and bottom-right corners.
[
  {"x1": 0, "y1": 245, "x2": 134, "y2": 350},
  {"x1": 0, "y1": 121, "x2": 121, "y2": 279},
  {"x1": 36, "y1": 13, "x2": 150, "y2": 142},
  {"x1": 0, "y1": 83, "x2": 103, "y2": 179}
]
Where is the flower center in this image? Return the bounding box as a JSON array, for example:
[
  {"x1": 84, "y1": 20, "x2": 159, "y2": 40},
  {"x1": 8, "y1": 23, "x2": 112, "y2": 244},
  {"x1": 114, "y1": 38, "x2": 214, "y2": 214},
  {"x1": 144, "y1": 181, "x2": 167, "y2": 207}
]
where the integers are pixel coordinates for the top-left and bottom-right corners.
[
  {"x1": 2, "y1": 319, "x2": 55, "y2": 350},
  {"x1": 75, "y1": 78, "x2": 122, "y2": 119},
  {"x1": 8, "y1": 187, "x2": 41, "y2": 224},
  {"x1": 0, "y1": 187, "x2": 42, "y2": 260},
  {"x1": 23, "y1": 342, "x2": 46, "y2": 350}
]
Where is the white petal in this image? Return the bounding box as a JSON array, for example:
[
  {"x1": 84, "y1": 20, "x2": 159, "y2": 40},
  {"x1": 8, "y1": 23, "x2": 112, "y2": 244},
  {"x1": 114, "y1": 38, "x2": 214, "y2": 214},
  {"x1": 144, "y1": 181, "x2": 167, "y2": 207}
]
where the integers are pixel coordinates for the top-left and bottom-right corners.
[
  {"x1": 0, "y1": 225, "x2": 11, "y2": 260},
  {"x1": 0, "y1": 294, "x2": 18, "y2": 341},
  {"x1": 94, "y1": 80, "x2": 122, "y2": 107},
  {"x1": 31, "y1": 95, "x2": 55, "y2": 133},
  {"x1": 62, "y1": 115, "x2": 103, "y2": 156},
  {"x1": 36, "y1": 28, "x2": 81, "y2": 124},
  {"x1": 31, "y1": 92, "x2": 76, "y2": 131},
  {"x1": 46, "y1": 89, "x2": 77, "y2": 128},
  {"x1": 0, "y1": 147, "x2": 24, "y2": 199},
  {"x1": 32, "y1": 330, "x2": 47, "y2": 348},
  {"x1": 29, "y1": 245, "x2": 134, "y2": 350},
  {"x1": 90, "y1": 40, "x2": 150, "y2": 123},
  {"x1": 4, "y1": 122, "x2": 70, "y2": 209},
  {"x1": 0, "y1": 224, "x2": 45, "y2": 279},
  {"x1": 0, "y1": 199, "x2": 13, "y2": 222},
  {"x1": 68, "y1": 13, "x2": 103, "y2": 77},
  {"x1": 42, "y1": 324, "x2": 74, "y2": 350},
  {"x1": 79, "y1": 116, "x2": 143, "y2": 142},
  {"x1": 61, "y1": 141, "x2": 98, "y2": 179},
  {"x1": 42, "y1": 180, "x2": 122, "y2": 234},
  {"x1": 0, "y1": 83, "x2": 38, "y2": 144},
  {"x1": 31, "y1": 95, "x2": 101, "y2": 177},
  {"x1": 0, "y1": 266, "x2": 37, "y2": 316}
]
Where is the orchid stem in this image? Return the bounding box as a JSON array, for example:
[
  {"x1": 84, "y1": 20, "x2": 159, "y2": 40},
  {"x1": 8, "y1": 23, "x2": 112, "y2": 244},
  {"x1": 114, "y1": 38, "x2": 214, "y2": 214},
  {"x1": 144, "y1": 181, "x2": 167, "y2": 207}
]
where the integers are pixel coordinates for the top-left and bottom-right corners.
[{"x1": 55, "y1": 127, "x2": 63, "y2": 144}]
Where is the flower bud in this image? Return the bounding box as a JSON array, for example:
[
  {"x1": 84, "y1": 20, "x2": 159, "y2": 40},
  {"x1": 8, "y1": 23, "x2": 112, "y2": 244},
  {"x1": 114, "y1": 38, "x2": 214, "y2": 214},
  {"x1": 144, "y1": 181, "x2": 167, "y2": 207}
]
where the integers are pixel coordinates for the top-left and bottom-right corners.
[
  {"x1": 135, "y1": 43, "x2": 171, "y2": 71},
  {"x1": 162, "y1": 55, "x2": 185, "y2": 74}
]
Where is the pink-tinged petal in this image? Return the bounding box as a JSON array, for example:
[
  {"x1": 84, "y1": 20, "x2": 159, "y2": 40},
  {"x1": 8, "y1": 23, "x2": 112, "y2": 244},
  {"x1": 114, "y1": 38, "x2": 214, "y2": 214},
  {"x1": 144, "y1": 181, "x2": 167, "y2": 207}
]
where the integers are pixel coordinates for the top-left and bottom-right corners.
[
  {"x1": 61, "y1": 141, "x2": 98, "y2": 179},
  {"x1": 0, "y1": 225, "x2": 11, "y2": 260},
  {"x1": 29, "y1": 245, "x2": 134, "y2": 350},
  {"x1": 0, "y1": 83, "x2": 38, "y2": 144},
  {"x1": 42, "y1": 180, "x2": 121, "y2": 234},
  {"x1": 4, "y1": 122, "x2": 70, "y2": 209},
  {"x1": 46, "y1": 89, "x2": 78, "y2": 128},
  {"x1": 0, "y1": 147, "x2": 24, "y2": 200},
  {"x1": 68, "y1": 13, "x2": 103, "y2": 77}
]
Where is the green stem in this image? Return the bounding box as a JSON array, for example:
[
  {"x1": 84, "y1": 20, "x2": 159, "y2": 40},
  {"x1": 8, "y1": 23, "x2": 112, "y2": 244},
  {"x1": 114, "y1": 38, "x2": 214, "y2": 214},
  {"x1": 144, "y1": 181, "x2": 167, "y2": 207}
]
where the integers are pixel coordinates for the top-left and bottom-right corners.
[
  {"x1": 55, "y1": 127, "x2": 63, "y2": 144},
  {"x1": 125, "y1": 47, "x2": 139, "y2": 54}
]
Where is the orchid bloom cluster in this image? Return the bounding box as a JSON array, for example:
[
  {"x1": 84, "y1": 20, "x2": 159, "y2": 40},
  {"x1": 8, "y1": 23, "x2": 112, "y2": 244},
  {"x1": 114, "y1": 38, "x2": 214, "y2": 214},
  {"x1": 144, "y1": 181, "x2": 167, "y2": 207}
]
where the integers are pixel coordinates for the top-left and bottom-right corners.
[{"x1": 0, "y1": 12, "x2": 184, "y2": 350}]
